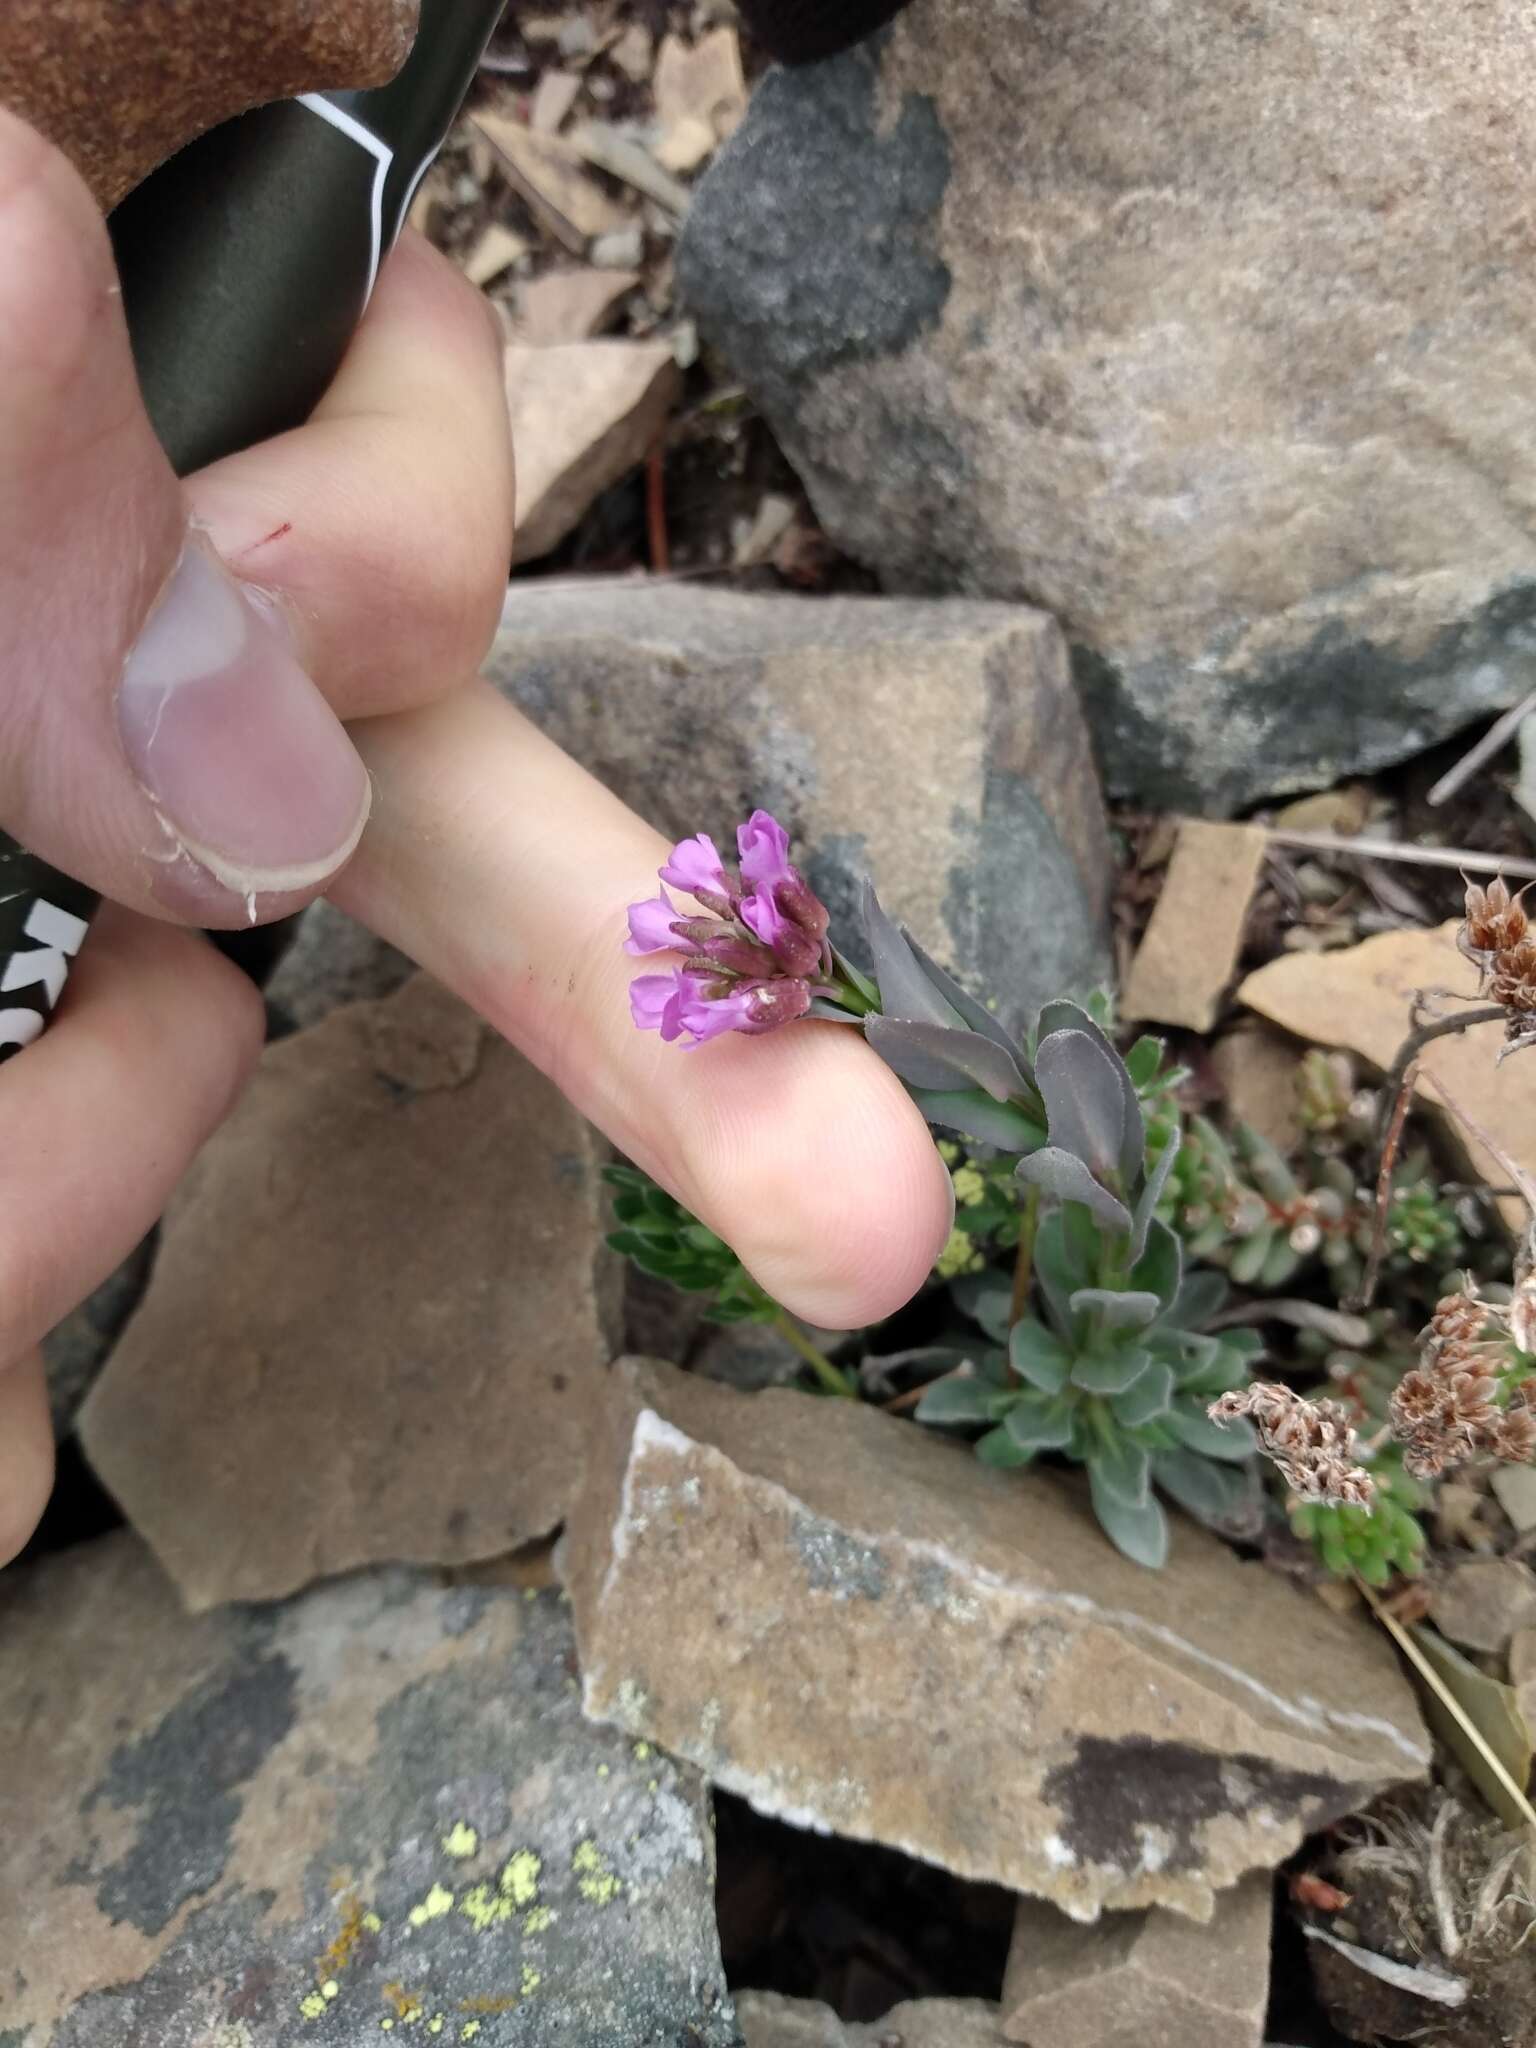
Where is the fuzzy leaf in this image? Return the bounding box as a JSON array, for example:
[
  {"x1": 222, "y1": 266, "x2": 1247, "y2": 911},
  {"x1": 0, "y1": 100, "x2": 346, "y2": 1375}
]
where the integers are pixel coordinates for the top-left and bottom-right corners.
[
  {"x1": 1089, "y1": 1469, "x2": 1169, "y2": 1567},
  {"x1": 1123, "y1": 1034, "x2": 1167, "y2": 1089},
  {"x1": 1016, "y1": 1147, "x2": 1133, "y2": 1239},
  {"x1": 1035, "y1": 1002, "x2": 1144, "y2": 1184},
  {"x1": 861, "y1": 882, "x2": 960, "y2": 1028},
  {"x1": 1131, "y1": 1125, "x2": 1181, "y2": 1261},
  {"x1": 905, "y1": 931, "x2": 1032, "y2": 1066},
  {"x1": 950, "y1": 1271, "x2": 1015, "y2": 1344},
  {"x1": 1152, "y1": 1447, "x2": 1257, "y2": 1523},
  {"x1": 1173, "y1": 1271, "x2": 1229, "y2": 1331},
  {"x1": 1072, "y1": 1348, "x2": 1152, "y2": 1397},
  {"x1": 910, "y1": 1089, "x2": 1047, "y2": 1153},
  {"x1": 1166, "y1": 1398, "x2": 1257, "y2": 1461},
  {"x1": 865, "y1": 1015, "x2": 1026, "y2": 1102},
  {"x1": 1009, "y1": 1319, "x2": 1072, "y2": 1394},
  {"x1": 1034, "y1": 1029, "x2": 1131, "y2": 1182},
  {"x1": 1112, "y1": 1359, "x2": 1175, "y2": 1428},
  {"x1": 1088, "y1": 1433, "x2": 1151, "y2": 1507},
  {"x1": 916, "y1": 1375, "x2": 1012, "y2": 1427},
  {"x1": 1130, "y1": 1220, "x2": 1183, "y2": 1316},
  {"x1": 1004, "y1": 1397, "x2": 1076, "y2": 1451},
  {"x1": 975, "y1": 1424, "x2": 1035, "y2": 1469},
  {"x1": 1033, "y1": 1210, "x2": 1093, "y2": 1336},
  {"x1": 1070, "y1": 1288, "x2": 1162, "y2": 1331}
]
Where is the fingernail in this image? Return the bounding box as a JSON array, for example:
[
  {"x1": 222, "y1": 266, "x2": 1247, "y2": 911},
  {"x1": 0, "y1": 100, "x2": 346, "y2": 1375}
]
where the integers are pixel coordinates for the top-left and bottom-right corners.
[{"x1": 117, "y1": 536, "x2": 370, "y2": 896}]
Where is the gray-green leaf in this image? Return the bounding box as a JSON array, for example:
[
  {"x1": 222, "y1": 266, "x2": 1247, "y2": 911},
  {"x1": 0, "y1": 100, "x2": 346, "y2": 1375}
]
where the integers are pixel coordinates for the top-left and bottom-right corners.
[
  {"x1": 1073, "y1": 1349, "x2": 1153, "y2": 1396},
  {"x1": 1152, "y1": 1447, "x2": 1257, "y2": 1523},
  {"x1": 916, "y1": 1375, "x2": 1013, "y2": 1426},
  {"x1": 861, "y1": 882, "x2": 961, "y2": 1028},
  {"x1": 865, "y1": 1015, "x2": 1026, "y2": 1102},
  {"x1": 1035, "y1": 1029, "x2": 1131, "y2": 1182},
  {"x1": 911, "y1": 1089, "x2": 1047, "y2": 1153},
  {"x1": 1088, "y1": 1433, "x2": 1151, "y2": 1507},
  {"x1": 1112, "y1": 1360, "x2": 1175, "y2": 1428},
  {"x1": 1017, "y1": 1147, "x2": 1133, "y2": 1239},
  {"x1": 1005, "y1": 1397, "x2": 1076, "y2": 1451},
  {"x1": 1070, "y1": 1287, "x2": 1162, "y2": 1331},
  {"x1": 975, "y1": 1424, "x2": 1035, "y2": 1469},
  {"x1": 1167, "y1": 1399, "x2": 1258, "y2": 1461},
  {"x1": 1089, "y1": 1469, "x2": 1169, "y2": 1567},
  {"x1": 1036, "y1": 1002, "x2": 1144, "y2": 1185},
  {"x1": 1009, "y1": 1319, "x2": 1072, "y2": 1393}
]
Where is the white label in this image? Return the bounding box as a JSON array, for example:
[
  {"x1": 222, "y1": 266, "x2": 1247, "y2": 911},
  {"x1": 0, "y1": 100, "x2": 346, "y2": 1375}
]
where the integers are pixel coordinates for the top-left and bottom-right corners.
[
  {"x1": 2, "y1": 898, "x2": 89, "y2": 1008},
  {"x1": 0, "y1": 1006, "x2": 43, "y2": 1052}
]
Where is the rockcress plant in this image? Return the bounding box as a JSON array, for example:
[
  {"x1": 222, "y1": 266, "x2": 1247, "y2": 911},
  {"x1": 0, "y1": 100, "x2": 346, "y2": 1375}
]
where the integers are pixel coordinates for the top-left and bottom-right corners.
[{"x1": 614, "y1": 810, "x2": 1521, "y2": 1573}]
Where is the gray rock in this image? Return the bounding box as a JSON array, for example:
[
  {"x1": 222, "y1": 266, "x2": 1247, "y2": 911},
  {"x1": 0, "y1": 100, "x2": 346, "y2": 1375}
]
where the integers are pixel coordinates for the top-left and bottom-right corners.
[
  {"x1": 488, "y1": 582, "x2": 1111, "y2": 1032},
  {"x1": 263, "y1": 897, "x2": 415, "y2": 1035},
  {"x1": 1002, "y1": 1877, "x2": 1273, "y2": 2047},
  {"x1": 678, "y1": 4, "x2": 1536, "y2": 810},
  {"x1": 80, "y1": 975, "x2": 621, "y2": 1610},
  {"x1": 41, "y1": 1236, "x2": 154, "y2": 1437},
  {"x1": 736, "y1": 1992, "x2": 1003, "y2": 2046},
  {"x1": 0, "y1": 1532, "x2": 739, "y2": 2047},
  {"x1": 563, "y1": 1359, "x2": 1431, "y2": 1923}
]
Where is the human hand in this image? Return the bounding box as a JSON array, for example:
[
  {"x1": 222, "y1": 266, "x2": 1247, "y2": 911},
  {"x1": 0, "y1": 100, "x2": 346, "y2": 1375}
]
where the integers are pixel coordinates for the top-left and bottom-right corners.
[{"x1": 0, "y1": 111, "x2": 954, "y2": 1566}]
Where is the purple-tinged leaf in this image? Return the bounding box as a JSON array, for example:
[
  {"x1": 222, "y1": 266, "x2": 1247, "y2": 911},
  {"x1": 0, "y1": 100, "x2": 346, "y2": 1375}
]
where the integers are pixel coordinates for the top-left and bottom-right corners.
[
  {"x1": 905, "y1": 931, "x2": 1032, "y2": 1068},
  {"x1": 1017, "y1": 1145, "x2": 1133, "y2": 1240},
  {"x1": 1036, "y1": 1001, "x2": 1144, "y2": 1184},
  {"x1": 1035, "y1": 1030, "x2": 1132, "y2": 1183},
  {"x1": 861, "y1": 882, "x2": 960, "y2": 1028},
  {"x1": 865, "y1": 1015, "x2": 1026, "y2": 1102},
  {"x1": 912, "y1": 1091, "x2": 1046, "y2": 1153}
]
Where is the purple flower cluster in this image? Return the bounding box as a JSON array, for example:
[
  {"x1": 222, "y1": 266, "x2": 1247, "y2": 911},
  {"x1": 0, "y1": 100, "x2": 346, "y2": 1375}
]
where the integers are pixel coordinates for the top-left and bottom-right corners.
[{"x1": 626, "y1": 811, "x2": 831, "y2": 1046}]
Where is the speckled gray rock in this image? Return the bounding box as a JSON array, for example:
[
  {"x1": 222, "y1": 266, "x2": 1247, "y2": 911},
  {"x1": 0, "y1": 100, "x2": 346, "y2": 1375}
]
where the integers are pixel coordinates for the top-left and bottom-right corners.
[
  {"x1": 563, "y1": 1360, "x2": 1430, "y2": 1923},
  {"x1": 80, "y1": 974, "x2": 621, "y2": 1610},
  {"x1": 736, "y1": 1991, "x2": 1003, "y2": 2046},
  {"x1": 679, "y1": 1, "x2": 1536, "y2": 810},
  {"x1": 41, "y1": 1237, "x2": 154, "y2": 1437},
  {"x1": 488, "y1": 583, "x2": 1111, "y2": 1033},
  {"x1": 0, "y1": 1533, "x2": 739, "y2": 2047}
]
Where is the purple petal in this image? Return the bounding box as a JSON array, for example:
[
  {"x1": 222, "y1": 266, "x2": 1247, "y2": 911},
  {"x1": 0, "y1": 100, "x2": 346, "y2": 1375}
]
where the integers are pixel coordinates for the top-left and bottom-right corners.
[
  {"x1": 736, "y1": 810, "x2": 794, "y2": 892},
  {"x1": 675, "y1": 984, "x2": 760, "y2": 1044},
  {"x1": 659, "y1": 833, "x2": 730, "y2": 903},
  {"x1": 625, "y1": 889, "x2": 682, "y2": 956},
  {"x1": 738, "y1": 888, "x2": 792, "y2": 951},
  {"x1": 629, "y1": 972, "x2": 681, "y2": 1032}
]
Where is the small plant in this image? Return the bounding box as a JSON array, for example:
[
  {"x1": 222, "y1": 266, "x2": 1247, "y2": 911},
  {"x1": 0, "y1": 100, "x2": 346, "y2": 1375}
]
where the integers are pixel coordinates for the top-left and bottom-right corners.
[{"x1": 610, "y1": 813, "x2": 1536, "y2": 1578}]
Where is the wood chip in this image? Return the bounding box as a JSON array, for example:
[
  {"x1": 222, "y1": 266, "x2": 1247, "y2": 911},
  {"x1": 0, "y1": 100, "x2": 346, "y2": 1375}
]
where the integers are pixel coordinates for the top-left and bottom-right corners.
[
  {"x1": 505, "y1": 340, "x2": 681, "y2": 563},
  {"x1": 508, "y1": 267, "x2": 641, "y2": 346},
  {"x1": 530, "y1": 67, "x2": 582, "y2": 134},
  {"x1": 571, "y1": 121, "x2": 692, "y2": 216},
  {"x1": 1122, "y1": 819, "x2": 1268, "y2": 1031},
  {"x1": 654, "y1": 27, "x2": 747, "y2": 173},
  {"x1": 473, "y1": 111, "x2": 627, "y2": 252},
  {"x1": 1239, "y1": 921, "x2": 1536, "y2": 1231},
  {"x1": 461, "y1": 222, "x2": 530, "y2": 288}
]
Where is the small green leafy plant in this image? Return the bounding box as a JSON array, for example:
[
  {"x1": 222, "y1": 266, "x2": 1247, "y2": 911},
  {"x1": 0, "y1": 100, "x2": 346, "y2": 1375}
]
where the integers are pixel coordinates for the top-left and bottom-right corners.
[{"x1": 603, "y1": 1164, "x2": 777, "y2": 1325}]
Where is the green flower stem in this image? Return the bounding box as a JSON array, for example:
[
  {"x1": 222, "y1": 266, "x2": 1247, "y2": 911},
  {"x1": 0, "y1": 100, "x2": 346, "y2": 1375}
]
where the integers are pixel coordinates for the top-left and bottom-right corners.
[
  {"x1": 1008, "y1": 1184, "x2": 1041, "y2": 1331},
  {"x1": 773, "y1": 1309, "x2": 858, "y2": 1398},
  {"x1": 822, "y1": 974, "x2": 879, "y2": 1018}
]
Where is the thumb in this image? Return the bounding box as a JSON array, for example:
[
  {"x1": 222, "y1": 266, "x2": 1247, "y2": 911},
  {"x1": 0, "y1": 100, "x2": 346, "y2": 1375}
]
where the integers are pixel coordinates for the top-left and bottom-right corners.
[{"x1": 0, "y1": 111, "x2": 370, "y2": 926}]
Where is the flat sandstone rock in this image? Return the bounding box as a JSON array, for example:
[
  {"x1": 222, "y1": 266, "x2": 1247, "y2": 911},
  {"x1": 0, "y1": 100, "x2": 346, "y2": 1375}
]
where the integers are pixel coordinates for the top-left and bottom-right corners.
[
  {"x1": 0, "y1": 1533, "x2": 737, "y2": 2047},
  {"x1": 487, "y1": 582, "x2": 1112, "y2": 1033},
  {"x1": 1002, "y1": 1875, "x2": 1273, "y2": 2047},
  {"x1": 563, "y1": 1361, "x2": 1429, "y2": 1922},
  {"x1": 80, "y1": 975, "x2": 620, "y2": 1610}
]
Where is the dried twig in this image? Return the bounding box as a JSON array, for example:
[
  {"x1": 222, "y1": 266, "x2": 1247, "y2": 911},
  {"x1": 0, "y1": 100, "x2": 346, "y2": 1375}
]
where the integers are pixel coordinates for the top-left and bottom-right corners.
[
  {"x1": 1374, "y1": 1005, "x2": 1507, "y2": 1152},
  {"x1": 1358, "y1": 1056, "x2": 1420, "y2": 1309},
  {"x1": 1264, "y1": 829, "x2": 1536, "y2": 881},
  {"x1": 1427, "y1": 689, "x2": 1536, "y2": 807}
]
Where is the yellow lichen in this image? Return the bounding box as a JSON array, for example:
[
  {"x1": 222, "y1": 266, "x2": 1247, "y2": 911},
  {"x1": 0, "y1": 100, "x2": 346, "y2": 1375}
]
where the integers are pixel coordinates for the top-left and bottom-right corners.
[
  {"x1": 298, "y1": 1991, "x2": 329, "y2": 2021},
  {"x1": 522, "y1": 1906, "x2": 553, "y2": 1935},
  {"x1": 595, "y1": 1764, "x2": 610, "y2": 1779},
  {"x1": 520, "y1": 1965, "x2": 542, "y2": 1996},
  {"x1": 407, "y1": 1883, "x2": 454, "y2": 1929},
  {"x1": 499, "y1": 1849, "x2": 542, "y2": 1907},
  {"x1": 384, "y1": 1983, "x2": 426, "y2": 2023},
  {"x1": 572, "y1": 1838, "x2": 621, "y2": 1905},
  {"x1": 442, "y1": 1822, "x2": 479, "y2": 1861},
  {"x1": 362, "y1": 1912, "x2": 383, "y2": 1934},
  {"x1": 316, "y1": 1890, "x2": 374, "y2": 1981},
  {"x1": 380, "y1": 2022, "x2": 393, "y2": 2034},
  {"x1": 461, "y1": 2026, "x2": 481, "y2": 2041},
  {"x1": 427, "y1": 2021, "x2": 444, "y2": 2037},
  {"x1": 632, "y1": 1742, "x2": 651, "y2": 1761},
  {"x1": 321, "y1": 1981, "x2": 340, "y2": 2002},
  {"x1": 458, "y1": 1882, "x2": 514, "y2": 1932}
]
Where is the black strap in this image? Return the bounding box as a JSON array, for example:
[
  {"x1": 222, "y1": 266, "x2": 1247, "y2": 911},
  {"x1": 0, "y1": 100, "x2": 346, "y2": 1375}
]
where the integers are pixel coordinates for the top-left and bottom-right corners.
[{"x1": 734, "y1": 0, "x2": 914, "y2": 64}]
